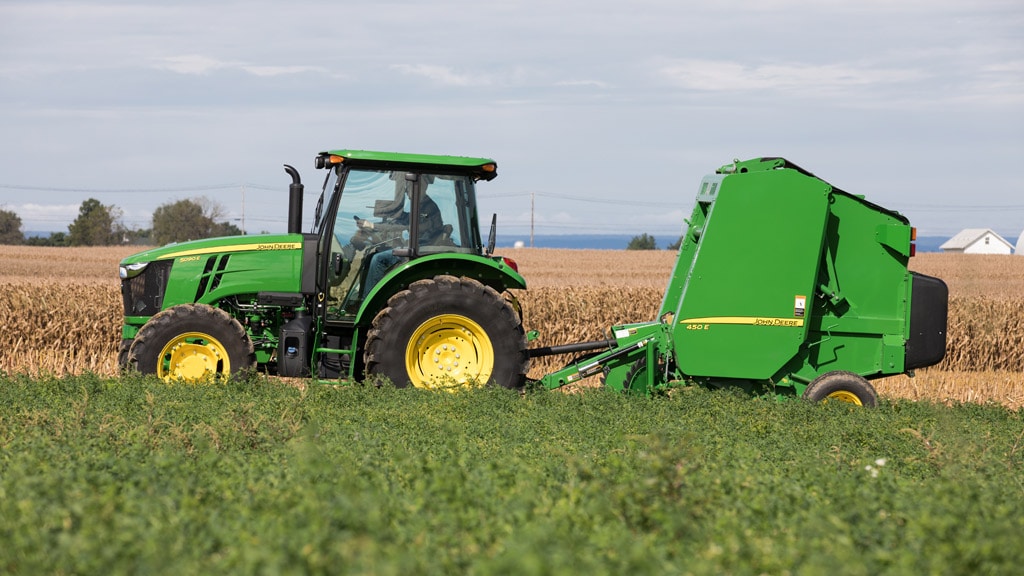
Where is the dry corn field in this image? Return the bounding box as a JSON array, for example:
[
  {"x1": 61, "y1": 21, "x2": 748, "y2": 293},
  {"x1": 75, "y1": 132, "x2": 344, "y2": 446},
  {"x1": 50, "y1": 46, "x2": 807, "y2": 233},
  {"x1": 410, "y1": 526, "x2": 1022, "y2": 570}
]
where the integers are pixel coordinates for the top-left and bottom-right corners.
[{"x1": 1, "y1": 246, "x2": 1022, "y2": 407}]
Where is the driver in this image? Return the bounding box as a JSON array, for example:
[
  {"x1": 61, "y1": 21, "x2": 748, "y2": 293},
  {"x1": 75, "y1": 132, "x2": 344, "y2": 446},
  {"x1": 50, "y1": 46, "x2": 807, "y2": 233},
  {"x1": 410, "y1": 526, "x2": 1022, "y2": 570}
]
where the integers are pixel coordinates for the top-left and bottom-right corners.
[{"x1": 357, "y1": 176, "x2": 444, "y2": 297}]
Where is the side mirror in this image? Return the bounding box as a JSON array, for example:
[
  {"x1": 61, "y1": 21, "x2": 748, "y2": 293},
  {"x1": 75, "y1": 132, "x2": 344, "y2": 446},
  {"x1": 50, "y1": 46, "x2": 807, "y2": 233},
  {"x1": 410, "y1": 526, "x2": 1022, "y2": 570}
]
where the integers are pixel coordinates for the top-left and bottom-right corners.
[{"x1": 486, "y1": 213, "x2": 497, "y2": 255}]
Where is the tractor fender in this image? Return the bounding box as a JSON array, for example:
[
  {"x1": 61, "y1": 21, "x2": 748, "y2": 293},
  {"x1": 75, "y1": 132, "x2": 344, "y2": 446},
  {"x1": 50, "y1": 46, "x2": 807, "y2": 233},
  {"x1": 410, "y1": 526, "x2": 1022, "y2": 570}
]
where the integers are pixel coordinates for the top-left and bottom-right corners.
[{"x1": 354, "y1": 252, "x2": 527, "y2": 325}]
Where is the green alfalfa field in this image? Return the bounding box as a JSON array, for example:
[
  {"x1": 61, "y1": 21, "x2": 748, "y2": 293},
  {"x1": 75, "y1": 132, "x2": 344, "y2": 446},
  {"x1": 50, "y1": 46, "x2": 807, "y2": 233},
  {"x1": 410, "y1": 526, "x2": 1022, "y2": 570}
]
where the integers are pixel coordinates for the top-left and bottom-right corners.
[
  {"x1": 2, "y1": 247, "x2": 1023, "y2": 573},
  {"x1": 1, "y1": 372, "x2": 1022, "y2": 575}
]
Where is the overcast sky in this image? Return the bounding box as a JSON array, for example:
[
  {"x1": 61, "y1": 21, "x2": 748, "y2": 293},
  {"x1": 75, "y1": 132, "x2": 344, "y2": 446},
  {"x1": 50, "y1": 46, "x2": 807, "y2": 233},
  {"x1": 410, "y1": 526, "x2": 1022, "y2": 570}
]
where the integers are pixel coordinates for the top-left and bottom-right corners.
[{"x1": 1, "y1": 0, "x2": 1022, "y2": 241}]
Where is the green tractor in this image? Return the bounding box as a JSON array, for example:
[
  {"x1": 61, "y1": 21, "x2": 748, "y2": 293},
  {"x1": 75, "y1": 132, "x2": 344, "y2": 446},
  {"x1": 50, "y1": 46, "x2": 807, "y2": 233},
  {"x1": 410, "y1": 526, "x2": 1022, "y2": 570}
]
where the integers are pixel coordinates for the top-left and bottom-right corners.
[{"x1": 119, "y1": 150, "x2": 529, "y2": 388}]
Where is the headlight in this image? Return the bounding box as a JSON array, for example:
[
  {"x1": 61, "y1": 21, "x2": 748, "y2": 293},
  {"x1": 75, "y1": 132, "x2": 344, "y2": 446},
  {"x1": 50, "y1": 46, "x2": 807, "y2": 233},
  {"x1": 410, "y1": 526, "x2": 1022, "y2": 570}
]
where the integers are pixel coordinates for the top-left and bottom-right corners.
[{"x1": 119, "y1": 262, "x2": 149, "y2": 280}]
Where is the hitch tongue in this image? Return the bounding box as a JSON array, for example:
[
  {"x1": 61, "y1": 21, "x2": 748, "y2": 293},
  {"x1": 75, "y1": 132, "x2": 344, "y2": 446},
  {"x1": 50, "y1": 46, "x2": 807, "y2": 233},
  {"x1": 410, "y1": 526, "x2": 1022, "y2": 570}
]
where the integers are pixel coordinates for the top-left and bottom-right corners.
[{"x1": 577, "y1": 338, "x2": 653, "y2": 379}]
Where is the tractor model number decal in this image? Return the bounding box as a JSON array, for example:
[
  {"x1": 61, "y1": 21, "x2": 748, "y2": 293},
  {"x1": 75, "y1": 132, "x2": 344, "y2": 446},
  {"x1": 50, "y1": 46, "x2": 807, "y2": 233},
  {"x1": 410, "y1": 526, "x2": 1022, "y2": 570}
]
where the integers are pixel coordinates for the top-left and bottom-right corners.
[
  {"x1": 681, "y1": 317, "x2": 805, "y2": 328},
  {"x1": 178, "y1": 256, "x2": 201, "y2": 263}
]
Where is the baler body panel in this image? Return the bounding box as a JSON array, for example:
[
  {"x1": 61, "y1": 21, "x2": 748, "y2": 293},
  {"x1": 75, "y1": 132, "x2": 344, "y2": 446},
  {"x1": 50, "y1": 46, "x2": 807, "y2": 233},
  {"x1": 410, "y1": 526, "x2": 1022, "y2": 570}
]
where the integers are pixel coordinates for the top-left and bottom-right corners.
[
  {"x1": 797, "y1": 190, "x2": 915, "y2": 381},
  {"x1": 655, "y1": 158, "x2": 941, "y2": 388},
  {"x1": 667, "y1": 168, "x2": 830, "y2": 379}
]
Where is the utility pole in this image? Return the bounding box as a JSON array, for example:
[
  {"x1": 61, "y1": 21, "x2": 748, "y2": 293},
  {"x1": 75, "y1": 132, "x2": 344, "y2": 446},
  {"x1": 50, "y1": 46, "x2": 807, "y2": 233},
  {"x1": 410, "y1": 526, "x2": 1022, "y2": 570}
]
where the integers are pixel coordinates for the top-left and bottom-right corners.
[
  {"x1": 530, "y1": 191, "x2": 535, "y2": 248},
  {"x1": 241, "y1": 184, "x2": 246, "y2": 235}
]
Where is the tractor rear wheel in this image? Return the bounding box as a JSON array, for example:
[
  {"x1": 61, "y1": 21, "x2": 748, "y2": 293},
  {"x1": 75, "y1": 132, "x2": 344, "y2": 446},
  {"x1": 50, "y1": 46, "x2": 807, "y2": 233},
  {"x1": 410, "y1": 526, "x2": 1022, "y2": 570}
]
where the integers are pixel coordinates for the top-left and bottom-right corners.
[
  {"x1": 127, "y1": 304, "x2": 255, "y2": 381},
  {"x1": 803, "y1": 371, "x2": 878, "y2": 407},
  {"x1": 364, "y1": 275, "x2": 528, "y2": 389}
]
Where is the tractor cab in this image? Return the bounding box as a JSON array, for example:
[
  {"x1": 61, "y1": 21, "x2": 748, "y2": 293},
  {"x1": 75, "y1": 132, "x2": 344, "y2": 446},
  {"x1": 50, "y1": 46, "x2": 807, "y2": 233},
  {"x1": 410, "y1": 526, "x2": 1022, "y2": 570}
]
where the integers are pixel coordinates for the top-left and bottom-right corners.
[
  {"x1": 313, "y1": 150, "x2": 497, "y2": 320},
  {"x1": 306, "y1": 150, "x2": 527, "y2": 385}
]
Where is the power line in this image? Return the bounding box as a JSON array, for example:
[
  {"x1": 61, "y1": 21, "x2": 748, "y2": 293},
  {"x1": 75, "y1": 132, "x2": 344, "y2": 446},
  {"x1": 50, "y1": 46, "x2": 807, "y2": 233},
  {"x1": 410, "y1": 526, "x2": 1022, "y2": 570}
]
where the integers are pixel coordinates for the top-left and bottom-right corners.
[
  {"x1": 891, "y1": 205, "x2": 1024, "y2": 213},
  {"x1": 7, "y1": 182, "x2": 1020, "y2": 212},
  {"x1": 0, "y1": 183, "x2": 284, "y2": 194},
  {"x1": 479, "y1": 190, "x2": 667, "y2": 208}
]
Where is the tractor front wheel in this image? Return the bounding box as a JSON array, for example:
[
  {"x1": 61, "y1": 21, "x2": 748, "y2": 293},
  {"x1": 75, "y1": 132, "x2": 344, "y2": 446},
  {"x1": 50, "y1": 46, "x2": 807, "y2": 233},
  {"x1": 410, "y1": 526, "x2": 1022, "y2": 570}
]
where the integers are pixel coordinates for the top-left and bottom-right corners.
[
  {"x1": 127, "y1": 304, "x2": 255, "y2": 381},
  {"x1": 803, "y1": 371, "x2": 878, "y2": 407},
  {"x1": 364, "y1": 276, "x2": 528, "y2": 389},
  {"x1": 117, "y1": 338, "x2": 132, "y2": 373}
]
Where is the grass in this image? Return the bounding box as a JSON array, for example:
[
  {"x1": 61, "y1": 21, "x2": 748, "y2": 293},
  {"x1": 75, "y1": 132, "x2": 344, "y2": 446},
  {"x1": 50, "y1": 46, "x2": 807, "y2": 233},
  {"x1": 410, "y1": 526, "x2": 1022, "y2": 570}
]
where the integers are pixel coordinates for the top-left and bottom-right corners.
[{"x1": 2, "y1": 373, "x2": 1022, "y2": 574}]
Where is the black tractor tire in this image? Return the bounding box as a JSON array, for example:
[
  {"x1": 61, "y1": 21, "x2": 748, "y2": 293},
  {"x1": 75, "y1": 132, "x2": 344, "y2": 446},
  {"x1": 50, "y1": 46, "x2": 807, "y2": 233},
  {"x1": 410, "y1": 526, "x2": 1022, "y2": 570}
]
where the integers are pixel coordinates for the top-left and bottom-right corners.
[
  {"x1": 126, "y1": 303, "x2": 255, "y2": 381},
  {"x1": 803, "y1": 370, "x2": 878, "y2": 407},
  {"x1": 364, "y1": 275, "x2": 528, "y2": 389},
  {"x1": 117, "y1": 338, "x2": 133, "y2": 373}
]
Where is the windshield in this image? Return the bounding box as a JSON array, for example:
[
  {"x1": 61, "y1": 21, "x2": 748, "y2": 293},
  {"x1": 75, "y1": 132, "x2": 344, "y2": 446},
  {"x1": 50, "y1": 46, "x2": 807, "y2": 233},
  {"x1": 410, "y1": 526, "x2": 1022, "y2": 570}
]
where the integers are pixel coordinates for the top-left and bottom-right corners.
[
  {"x1": 320, "y1": 167, "x2": 482, "y2": 319},
  {"x1": 329, "y1": 168, "x2": 480, "y2": 253}
]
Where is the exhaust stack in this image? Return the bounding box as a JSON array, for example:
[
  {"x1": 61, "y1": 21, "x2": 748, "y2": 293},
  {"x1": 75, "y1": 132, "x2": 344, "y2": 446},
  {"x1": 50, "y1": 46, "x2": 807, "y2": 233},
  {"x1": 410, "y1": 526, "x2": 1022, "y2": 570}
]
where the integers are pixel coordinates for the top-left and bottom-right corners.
[{"x1": 283, "y1": 165, "x2": 303, "y2": 234}]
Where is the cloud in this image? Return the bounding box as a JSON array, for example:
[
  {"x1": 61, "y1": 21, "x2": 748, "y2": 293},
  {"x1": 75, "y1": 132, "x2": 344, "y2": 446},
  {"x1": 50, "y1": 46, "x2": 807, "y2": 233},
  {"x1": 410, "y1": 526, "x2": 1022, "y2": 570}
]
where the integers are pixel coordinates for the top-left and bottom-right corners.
[
  {"x1": 391, "y1": 64, "x2": 487, "y2": 87},
  {"x1": 241, "y1": 65, "x2": 328, "y2": 77},
  {"x1": 12, "y1": 203, "x2": 80, "y2": 230},
  {"x1": 8, "y1": 202, "x2": 154, "y2": 232},
  {"x1": 152, "y1": 55, "x2": 330, "y2": 78},
  {"x1": 965, "y1": 59, "x2": 1024, "y2": 104},
  {"x1": 154, "y1": 55, "x2": 231, "y2": 75},
  {"x1": 555, "y1": 79, "x2": 612, "y2": 89},
  {"x1": 656, "y1": 58, "x2": 923, "y2": 95},
  {"x1": 391, "y1": 64, "x2": 608, "y2": 94}
]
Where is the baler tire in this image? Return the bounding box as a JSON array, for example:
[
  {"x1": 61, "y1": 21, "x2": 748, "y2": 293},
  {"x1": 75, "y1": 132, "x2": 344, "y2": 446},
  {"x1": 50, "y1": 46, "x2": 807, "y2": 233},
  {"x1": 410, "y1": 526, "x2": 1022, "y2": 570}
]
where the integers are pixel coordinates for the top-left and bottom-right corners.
[
  {"x1": 127, "y1": 304, "x2": 255, "y2": 381},
  {"x1": 603, "y1": 359, "x2": 661, "y2": 394},
  {"x1": 803, "y1": 371, "x2": 878, "y2": 407},
  {"x1": 364, "y1": 275, "x2": 528, "y2": 389}
]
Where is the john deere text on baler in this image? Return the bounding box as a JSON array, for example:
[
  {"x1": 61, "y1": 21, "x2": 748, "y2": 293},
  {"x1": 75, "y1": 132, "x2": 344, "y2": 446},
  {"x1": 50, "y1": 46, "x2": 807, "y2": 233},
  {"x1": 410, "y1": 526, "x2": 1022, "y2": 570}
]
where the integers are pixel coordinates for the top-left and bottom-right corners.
[{"x1": 530, "y1": 157, "x2": 948, "y2": 406}]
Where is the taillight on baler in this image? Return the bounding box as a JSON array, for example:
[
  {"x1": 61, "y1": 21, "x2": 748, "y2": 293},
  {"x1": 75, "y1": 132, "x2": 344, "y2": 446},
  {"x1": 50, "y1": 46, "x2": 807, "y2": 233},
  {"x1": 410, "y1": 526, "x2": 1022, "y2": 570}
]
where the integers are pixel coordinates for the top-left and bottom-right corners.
[{"x1": 910, "y1": 227, "x2": 917, "y2": 257}]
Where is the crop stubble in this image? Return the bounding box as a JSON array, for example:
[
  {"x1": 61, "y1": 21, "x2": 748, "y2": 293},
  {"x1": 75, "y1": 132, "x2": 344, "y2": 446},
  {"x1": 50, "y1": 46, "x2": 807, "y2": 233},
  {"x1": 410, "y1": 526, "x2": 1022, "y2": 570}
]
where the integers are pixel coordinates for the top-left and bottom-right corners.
[{"x1": 1, "y1": 247, "x2": 1021, "y2": 406}]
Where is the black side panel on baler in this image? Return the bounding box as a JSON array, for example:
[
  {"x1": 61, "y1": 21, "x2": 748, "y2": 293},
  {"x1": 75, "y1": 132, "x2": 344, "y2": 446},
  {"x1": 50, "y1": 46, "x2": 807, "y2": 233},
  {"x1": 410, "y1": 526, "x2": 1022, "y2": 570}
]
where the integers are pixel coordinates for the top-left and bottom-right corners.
[{"x1": 905, "y1": 272, "x2": 948, "y2": 370}]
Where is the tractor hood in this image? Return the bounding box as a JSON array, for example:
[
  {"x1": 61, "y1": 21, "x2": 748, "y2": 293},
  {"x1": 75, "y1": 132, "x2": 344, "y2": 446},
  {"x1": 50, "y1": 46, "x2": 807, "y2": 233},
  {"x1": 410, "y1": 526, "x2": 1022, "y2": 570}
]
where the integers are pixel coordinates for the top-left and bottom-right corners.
[
  {"x1": 119, "y1": 233, "x2": 310, "y2": 315},
  {"x1": 120, "y1": 233, "x2": 305, "y2": 267}
]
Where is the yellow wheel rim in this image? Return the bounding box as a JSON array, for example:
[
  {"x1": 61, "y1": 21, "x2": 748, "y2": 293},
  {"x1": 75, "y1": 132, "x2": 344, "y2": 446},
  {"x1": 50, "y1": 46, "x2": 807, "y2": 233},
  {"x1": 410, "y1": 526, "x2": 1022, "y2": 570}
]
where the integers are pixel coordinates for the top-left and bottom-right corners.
[
  {"x1": 825, "y1": 390, "x2": 863, "y2": 405},
  {"x1": 406, "y1": 314, "x2": 494, "y2": 390},
  {"x1": 157, "y1": 331, "x2": 231, "y2": 381}
]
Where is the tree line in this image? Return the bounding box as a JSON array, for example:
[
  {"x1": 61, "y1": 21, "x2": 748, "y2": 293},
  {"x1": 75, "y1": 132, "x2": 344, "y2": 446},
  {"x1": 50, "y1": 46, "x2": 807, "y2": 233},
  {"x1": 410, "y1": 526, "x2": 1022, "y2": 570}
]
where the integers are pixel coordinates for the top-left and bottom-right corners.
[
  {"x1": 626, "y1": 233, "x2": 682, "y2": 251},
  {"x1": 0, "y1": 197, "x2": 243, "y2": 246},
  {"x1": 1, "y1": 198, "x2": 680, "y2": 250}
]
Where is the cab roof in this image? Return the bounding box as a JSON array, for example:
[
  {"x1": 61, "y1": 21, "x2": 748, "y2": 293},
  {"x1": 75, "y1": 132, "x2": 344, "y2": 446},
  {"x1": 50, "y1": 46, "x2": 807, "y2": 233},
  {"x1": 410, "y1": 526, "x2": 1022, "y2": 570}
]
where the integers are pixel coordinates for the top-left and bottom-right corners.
[{"x1": 318, "y1": 149, "x2": 498, "y2": 180}]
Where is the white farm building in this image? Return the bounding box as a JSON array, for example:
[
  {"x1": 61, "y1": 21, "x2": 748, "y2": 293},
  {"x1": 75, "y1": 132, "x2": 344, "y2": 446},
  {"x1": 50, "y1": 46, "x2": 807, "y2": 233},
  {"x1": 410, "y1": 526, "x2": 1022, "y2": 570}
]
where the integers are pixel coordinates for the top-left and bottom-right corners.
[{"x1": 940, "y1": 228, "x2": 1014, "y2": 255}]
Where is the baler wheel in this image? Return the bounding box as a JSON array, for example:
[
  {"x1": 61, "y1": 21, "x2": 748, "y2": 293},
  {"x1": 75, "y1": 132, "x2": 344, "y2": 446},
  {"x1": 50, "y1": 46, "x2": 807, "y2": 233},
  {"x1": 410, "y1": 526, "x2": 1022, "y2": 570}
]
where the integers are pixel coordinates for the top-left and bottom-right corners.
[
  {"x1": 126, "y1": 304, "x2": 255, "y2": 381},
  {"x1": 803, "y1": 371, "x2": 878, "y2": 407},
  {"x1": 364, "y1": 275, "x2": 528, "y2": 389},
  {"x1": 606, "y1": 359, "x2": 662, "y2": 394}
]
